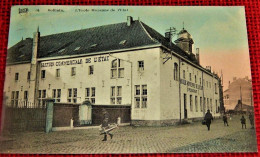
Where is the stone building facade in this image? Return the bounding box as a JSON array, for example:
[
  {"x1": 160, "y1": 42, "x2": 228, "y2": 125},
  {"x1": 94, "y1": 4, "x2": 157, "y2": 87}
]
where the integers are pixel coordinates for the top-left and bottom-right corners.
[{"x1": 4, "y1": 16, "x2": 222, "y2": 125}]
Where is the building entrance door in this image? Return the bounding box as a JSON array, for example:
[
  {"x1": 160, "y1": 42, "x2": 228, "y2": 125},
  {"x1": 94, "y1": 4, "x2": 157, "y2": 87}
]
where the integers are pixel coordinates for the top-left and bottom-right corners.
[{"x1": 184, "y1": 94, "x2": 187, "y2": 119}]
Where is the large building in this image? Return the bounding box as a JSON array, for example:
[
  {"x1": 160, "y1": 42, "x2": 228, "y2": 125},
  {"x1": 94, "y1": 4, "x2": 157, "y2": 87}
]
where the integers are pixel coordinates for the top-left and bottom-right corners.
[{"x1": 4, "y1": 16, "x2": 222, "y2": 125}]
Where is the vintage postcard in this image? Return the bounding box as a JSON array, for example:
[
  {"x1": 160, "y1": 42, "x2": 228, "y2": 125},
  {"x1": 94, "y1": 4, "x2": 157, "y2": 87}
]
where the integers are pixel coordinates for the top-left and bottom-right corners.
[{"x1": 0, "y1": 6, "x2": 257, "y2": 153}]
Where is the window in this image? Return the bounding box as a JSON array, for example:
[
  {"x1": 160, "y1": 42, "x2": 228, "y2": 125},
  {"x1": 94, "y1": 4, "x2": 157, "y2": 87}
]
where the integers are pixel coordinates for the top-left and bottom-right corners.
[
  {"x1": 142, "y1": 97, "x2": 147, "y2": 108},
  {"x1": 41, "y1": 70, "x2": 46, "y2": 79},
  {"x1": 91, "y1": 87, "x2": 95, "y2": 97},
  {"x1": 86, "y1": 88, "x2": 90, "y2": 97},
  {"x1": 52, "y1": 89, "x2": 61, "y2": 102},
  {"x1": 111, "y1": 59, "x2": 124, "y2": 78},
  {"x1": 15, "y1": 73, "x2": 19, "y2": 81},
  {"x1": 200, "y1": 78, "x2": 201, "y2": 85},
  {"x1": 195, "y1": 96, "x2": 198, "y2": 112},
  {"x1": 203, "y1": 97, "x2": 206, "y2": 111},
  {"x1": 215, "y1": 83, "x2": 218, "y2": 94},
  {"x1": 71, "y1": 67, "x2": 76, "y2": 76},
  {"x1": 183, "y1": 70, "x2": 185, "y2": 79},
  {"x1": 138, "y1": 61, "x2": 144, "y2": 71},
  {"x1": 142, "y1": 85, "x2": 147, "y2": 95},
  {"x1": 206, "y1": 81, "x2": 208, "y2": 88},
  {"x1": 74, "y1": 47, "x2": 80, "y2": 51},
  {"x1": 85, "y1": 87, "x2": 95, "y2": 104},
  {"x1": 135, "y1": 97, "x2": 140, "y2": 108},
  {"x1": 68, "y1": 88, "x2": 77, "y2": 103},
  {"x1": 89, "y1": 65, "x2": 94, "y2": 75},
  {"x1": 117, "y1": 86, "x2": 122, "y2": 104},
  {"x1": 200, "y1": 97, "x2": 202, "y2": 112},
  {"x1": 189, "y1": 73, "x2": 192, "y2": 81},
  {"x1": 216, "y1": 100, "x2": 219, "y2": 113},
  {"x1": 135, "y1": 85, "x2": 140, "y2": 96},
  {"x1": 190, "y1": 95, "x2": 193, "y2": 111},
  {"x1": 207, "y1": 98, "x2": 209, "y2": 110},
  {"x1": 135, "y1": 85, "x2": 147, "y2": 108},
  {"x1": 110, "y1": 86, "x2": 122, "y2": 104},
  {"x1": 38, "y1": 90, "x2": 46, "y2": 107},
  {"x1": 11, "y1": 91, "x2": 19, "y2": 107},
  {"x1": 56, "y1": 69, "x2": 60, "y2": 77},
  {"x1": 24, "y1": 91, "x2": 28, "y2": 107},
  {"x1": 210, "y1": 99, "x2": 212, "y2": 112},
  {"x1": 119, "y1": 40, "x2": 127, "y2": 45},
  {"x1": 195, "y1": 75, "x2": 197, "y2": 83},
  {"x1": 173, "y1": 63, "x2": 178, "y2": 81},
  {"x1": 27, "y1": 72, "x2": 30, "y2": 80}
]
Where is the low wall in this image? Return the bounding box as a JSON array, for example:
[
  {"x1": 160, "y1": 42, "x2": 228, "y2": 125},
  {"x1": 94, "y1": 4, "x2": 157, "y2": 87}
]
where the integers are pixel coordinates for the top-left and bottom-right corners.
[
  {"x1": 53, "y1": 103, "x2": 80, "y2": 127},
  {"x1": 92, "y1": 105, "x2": 131, "y2": 125}
]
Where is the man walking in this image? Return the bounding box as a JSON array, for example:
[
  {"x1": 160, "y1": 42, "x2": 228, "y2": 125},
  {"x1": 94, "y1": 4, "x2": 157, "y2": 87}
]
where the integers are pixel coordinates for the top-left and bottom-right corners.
[
  {"x1": 204, "y1": 109, "x2": 213, "y2": 131},
  {"x1": 223, "y1": 113, "x2": 229, "y2": 126},
  {"x1": 101, "y1": 109, "x2": 113, "y2": 141}
]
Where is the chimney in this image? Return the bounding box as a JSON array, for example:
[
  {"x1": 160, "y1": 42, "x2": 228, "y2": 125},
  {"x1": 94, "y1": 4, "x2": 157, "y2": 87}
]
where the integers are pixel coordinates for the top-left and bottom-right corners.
[
  {"x1": 31, "y1": 26, "x2": 40, "y2": 64},
  {"x1": 206, "y1": 66, "x2": 211, "y2": 72},
  {"x1": 165, "y1": 32, "x2": 171, "y2": 42},
  {"x1": 127, "y1": 16, "x2": 133, "y2": 26},
  {"x1": 29, "y1": 26, "x2": 40, "y2": 105},
  {"x1": 196, "y1": 48, "x2": 200, "y2": 64}
]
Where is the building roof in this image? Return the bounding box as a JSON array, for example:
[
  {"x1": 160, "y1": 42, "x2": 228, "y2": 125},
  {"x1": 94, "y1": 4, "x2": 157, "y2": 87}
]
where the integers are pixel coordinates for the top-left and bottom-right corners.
[{"x1": 7, "y1": 19, "x2": 199, "y2": 64}]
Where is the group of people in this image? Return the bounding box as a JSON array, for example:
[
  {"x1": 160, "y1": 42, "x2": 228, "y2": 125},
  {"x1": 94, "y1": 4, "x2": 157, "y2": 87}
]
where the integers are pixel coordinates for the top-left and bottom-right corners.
[
  {"x1": 203, "y1": 109, "x2": 255, "y2": 131},
  {"x1": 100, "y1": 108, "x2": 255, "y2": 141}
]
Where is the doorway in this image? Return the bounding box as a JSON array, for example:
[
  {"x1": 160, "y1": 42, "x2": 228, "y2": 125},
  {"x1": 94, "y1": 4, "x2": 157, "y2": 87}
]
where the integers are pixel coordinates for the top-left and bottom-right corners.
[{"x1": 184, "y1": 94, "x2": 187, "y2": 119}]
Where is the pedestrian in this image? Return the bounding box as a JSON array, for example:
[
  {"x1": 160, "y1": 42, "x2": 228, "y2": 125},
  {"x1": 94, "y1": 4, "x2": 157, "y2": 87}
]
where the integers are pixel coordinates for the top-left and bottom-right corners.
[
  {"x1": 101, "y1": 109, "x2": 113, "y2": 141},
  {"x1": 249, "y1": 112, "x2": 254, "y2": 129},
  {"x1": 240, "y1": 115, "x2": 246, "y2": 129},
  {"x1": 204, "y1": 109, "x2": 213, "y2": 131},
  {"x1": 223, "y1": 114, "x2": 229, "y2": 126}
]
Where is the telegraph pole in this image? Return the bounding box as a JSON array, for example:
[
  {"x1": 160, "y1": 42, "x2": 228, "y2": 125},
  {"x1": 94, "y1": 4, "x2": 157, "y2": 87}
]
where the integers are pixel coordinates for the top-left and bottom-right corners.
[
  {"x1": 240, "y1": 85, "x2": 242, "y2": 114},
  {"x1": 166, "y1": 27, "x2": 176, "y2": 47}
]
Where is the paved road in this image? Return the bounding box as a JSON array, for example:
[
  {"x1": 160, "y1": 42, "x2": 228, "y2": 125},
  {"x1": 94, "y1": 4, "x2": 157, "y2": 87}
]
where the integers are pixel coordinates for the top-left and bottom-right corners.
[{"x1": 0, "y1": 115, "x2": 257, "y2": 154}]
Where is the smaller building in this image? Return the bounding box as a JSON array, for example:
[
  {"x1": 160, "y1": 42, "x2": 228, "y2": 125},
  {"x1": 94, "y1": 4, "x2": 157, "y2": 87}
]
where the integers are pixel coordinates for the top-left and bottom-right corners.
[{"x1": 223, "y1": 76, "x2": 253, "y2": 112}]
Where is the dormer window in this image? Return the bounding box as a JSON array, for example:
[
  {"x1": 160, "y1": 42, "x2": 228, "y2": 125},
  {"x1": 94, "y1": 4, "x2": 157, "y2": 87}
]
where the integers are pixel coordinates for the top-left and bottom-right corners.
[
  {"x1": 119, "y1": 40, "x2": 127, "y2": 45},
  {"x1": 58, "y1": 49, "x2": 65, "y2": 53},
  {"x1": 19, "y1": 54, "x2": 25, "y2": 58},
  {"x1": 74, "y1": 47, "x2": 80, "y2": 51},
  {"x1": 90, "y1": 44, "x2": 97, "y2": 48}
]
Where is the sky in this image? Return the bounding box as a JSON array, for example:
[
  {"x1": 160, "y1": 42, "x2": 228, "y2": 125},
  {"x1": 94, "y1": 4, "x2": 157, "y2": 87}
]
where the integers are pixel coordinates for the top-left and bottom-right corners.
[{"x1": 8, "y1": 6, "x2": 251, "y2": 90}]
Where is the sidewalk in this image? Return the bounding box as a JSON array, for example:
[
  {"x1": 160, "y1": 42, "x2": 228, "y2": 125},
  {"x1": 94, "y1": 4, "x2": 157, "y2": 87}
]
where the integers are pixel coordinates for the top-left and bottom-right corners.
[{"x1": 0, "y1": 115, "x2": 257, "y2": 154}]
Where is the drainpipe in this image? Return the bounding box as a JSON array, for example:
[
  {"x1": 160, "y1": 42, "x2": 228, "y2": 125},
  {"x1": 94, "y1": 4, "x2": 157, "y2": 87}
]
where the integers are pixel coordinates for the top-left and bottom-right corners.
[
  {"x1": 202, "y1": 72, "x2": 205, "y2": 116},
  {"x1": 179, "y1": 58, "x2": 182, "y2": 123}
]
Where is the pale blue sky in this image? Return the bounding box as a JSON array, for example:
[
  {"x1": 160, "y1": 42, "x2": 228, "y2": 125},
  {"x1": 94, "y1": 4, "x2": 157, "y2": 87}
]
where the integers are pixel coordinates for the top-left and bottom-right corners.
[{"x1": 8, "y1": 6, "x2": 251, "y2": 89}]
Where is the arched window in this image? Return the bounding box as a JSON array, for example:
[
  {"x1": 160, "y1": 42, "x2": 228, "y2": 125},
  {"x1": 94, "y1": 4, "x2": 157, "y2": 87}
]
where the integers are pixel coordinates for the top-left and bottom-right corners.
[
  {"x1": 111, "y1": 59, "x2": 124, "y2": 78},
  {"x1": 173, "y1": 63, "x2": 178, "y2": 81}
]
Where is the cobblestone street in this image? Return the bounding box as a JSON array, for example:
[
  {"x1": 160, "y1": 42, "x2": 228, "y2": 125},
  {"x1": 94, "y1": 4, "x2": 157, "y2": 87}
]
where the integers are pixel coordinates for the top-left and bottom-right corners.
[{"x1": 0, "y1": 115, "x2": 257, "y2": 154}]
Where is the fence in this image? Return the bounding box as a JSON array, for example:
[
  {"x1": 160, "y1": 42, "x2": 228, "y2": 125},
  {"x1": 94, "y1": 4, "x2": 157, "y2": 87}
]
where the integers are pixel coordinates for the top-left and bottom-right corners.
[
  {"x1": 3, "y1": 101, "x2": 47, "y2": 132},
  {"x1": 3, "y1": 101, "x2": 132, "y2": 132}
]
